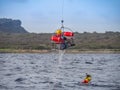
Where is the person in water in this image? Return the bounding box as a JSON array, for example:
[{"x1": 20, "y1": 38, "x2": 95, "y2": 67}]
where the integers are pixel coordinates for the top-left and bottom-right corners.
[{"x1": 82, "y1": 73, "x2": 92, "y2": 84}]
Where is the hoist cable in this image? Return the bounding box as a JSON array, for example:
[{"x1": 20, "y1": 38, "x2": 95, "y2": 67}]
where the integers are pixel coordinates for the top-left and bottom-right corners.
[
  {"x1": 61, "y1": 0, "x2": 64, "y2": 21},
  {"x1": 61, "y1": 0, "x2": 64, "y2": 31},
  {"x1": 60, "y1": 0, "x2": 73, "y2": 32}
]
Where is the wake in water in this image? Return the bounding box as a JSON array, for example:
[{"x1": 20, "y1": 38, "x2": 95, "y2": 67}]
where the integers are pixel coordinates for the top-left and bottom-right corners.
[
  {"x1": 58, "y1": 50, "x2": 65, "y2": 65},
  {"x1": 55, "y1": 50, "x2": 65, "y2": 80},
  {"x1": 50, "y1": 50, "x2": 65, "y2": 89}
]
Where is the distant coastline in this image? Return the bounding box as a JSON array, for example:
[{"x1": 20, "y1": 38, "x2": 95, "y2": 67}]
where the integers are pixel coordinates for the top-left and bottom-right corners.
[
  {"x1": 0, "y1": 19, "x2": 120, "y2": 53},
  {"x1": 0, "y1": 49, "x2": 120, "y2": 54},
  {"x1": 1, "y1": 32, "x2": 120, "y2": 51}
]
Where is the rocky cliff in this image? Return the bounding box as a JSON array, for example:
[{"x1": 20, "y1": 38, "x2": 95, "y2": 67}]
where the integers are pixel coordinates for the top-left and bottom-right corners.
[{"x1": 0, "y1": 18, "x2": 28, "y2": 33}]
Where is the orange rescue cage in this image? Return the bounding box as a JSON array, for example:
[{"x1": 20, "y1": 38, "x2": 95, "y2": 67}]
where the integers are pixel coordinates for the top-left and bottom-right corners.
[
  {"x1": 51, "y1": 28, "x2": 75, "y2": 50},
  {"x1": 63, "y1": 31, "x2": 74, "y2": 37},
  {"x1": 51, "y1": 35, "x2": 64, "y2": 44}
]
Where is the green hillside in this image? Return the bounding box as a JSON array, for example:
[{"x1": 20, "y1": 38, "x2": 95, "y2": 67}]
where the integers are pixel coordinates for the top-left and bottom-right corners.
[{"x1": 0, "y1": 32, "x2": 120, "y2": 51}]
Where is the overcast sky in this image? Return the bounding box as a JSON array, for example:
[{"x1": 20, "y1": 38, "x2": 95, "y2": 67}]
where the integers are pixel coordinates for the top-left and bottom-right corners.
[{"x1": 0, "y1": 0, "x2": 120, "y2": 33}]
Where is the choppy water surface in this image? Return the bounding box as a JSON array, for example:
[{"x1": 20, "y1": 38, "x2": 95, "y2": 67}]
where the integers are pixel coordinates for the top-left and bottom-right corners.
[{"x1": 0, "y1": 52, "x2": 120, "y2": 90}]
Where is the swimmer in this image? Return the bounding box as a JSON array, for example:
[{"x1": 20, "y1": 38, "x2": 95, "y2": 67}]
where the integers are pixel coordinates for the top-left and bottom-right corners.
[{"x1": 82, "y1": 73, "x2": 91, "y2": 84}]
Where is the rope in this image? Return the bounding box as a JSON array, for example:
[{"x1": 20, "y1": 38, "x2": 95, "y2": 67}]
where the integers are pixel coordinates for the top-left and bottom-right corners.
[
  {"x1": 61, "y1": 0, "x2": 64, "y2": 31},
  {"x1": 61, "y1": 0, "x2": 64, "y2": 21},
  {"x1": 60, "y1": 0, "x2": 73, "y2": 32}
]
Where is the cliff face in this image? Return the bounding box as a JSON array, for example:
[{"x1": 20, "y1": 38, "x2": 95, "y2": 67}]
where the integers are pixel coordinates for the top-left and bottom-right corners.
[{"x1": 0, "y1": 18, "x2": 28, "y2": 33}]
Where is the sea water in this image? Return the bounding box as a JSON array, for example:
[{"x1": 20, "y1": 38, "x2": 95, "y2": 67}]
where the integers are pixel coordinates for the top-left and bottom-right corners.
[{"x1": 0, "y1": 53, "x2": 120, "y2": 90}]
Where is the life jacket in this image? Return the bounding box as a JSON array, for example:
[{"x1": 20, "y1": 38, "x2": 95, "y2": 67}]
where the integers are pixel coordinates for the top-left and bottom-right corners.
[{"x1": 82, "y1": 76, "x2": 91, "y2": 83}]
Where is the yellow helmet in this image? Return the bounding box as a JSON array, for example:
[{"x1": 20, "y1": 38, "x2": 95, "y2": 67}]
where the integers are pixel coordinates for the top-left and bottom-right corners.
[
  {"x1": 56, "y1": 29, "x2": 62, "y2": 35},
  {"x1": 86, "y1": 76, "x2": 91, "y2": 82}
]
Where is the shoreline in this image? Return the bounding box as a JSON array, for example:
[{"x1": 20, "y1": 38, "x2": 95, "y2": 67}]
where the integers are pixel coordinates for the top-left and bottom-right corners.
[{"x1": 0, "y1": 49, "x2": 120, "y2": 54}]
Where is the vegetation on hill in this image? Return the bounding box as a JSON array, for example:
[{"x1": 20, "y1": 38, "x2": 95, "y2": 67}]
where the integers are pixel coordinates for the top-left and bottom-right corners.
[
  {"x1": 0, "y1": 18, "x2": 120, "y2": 52},
  {"x1": 74, "y1": 31, "x2": 120, "y2": 50},
  {"x1": 0, "y1": 32, "x2": 120, "y2": 51}
]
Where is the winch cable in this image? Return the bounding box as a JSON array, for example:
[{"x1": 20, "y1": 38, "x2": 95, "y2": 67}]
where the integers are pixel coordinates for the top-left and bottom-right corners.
[
  {"x1": 61, "y1": 0, "x2": 64, "y2": 31},
  {"x1": 60, "y1": 0, "x2": 73, "y2": 32}
]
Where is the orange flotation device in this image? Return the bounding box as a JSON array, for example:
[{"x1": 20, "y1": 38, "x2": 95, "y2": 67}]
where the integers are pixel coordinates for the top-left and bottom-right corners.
[{"x1": 82, "y1": 75, "x2": 91, "y2": 84}]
